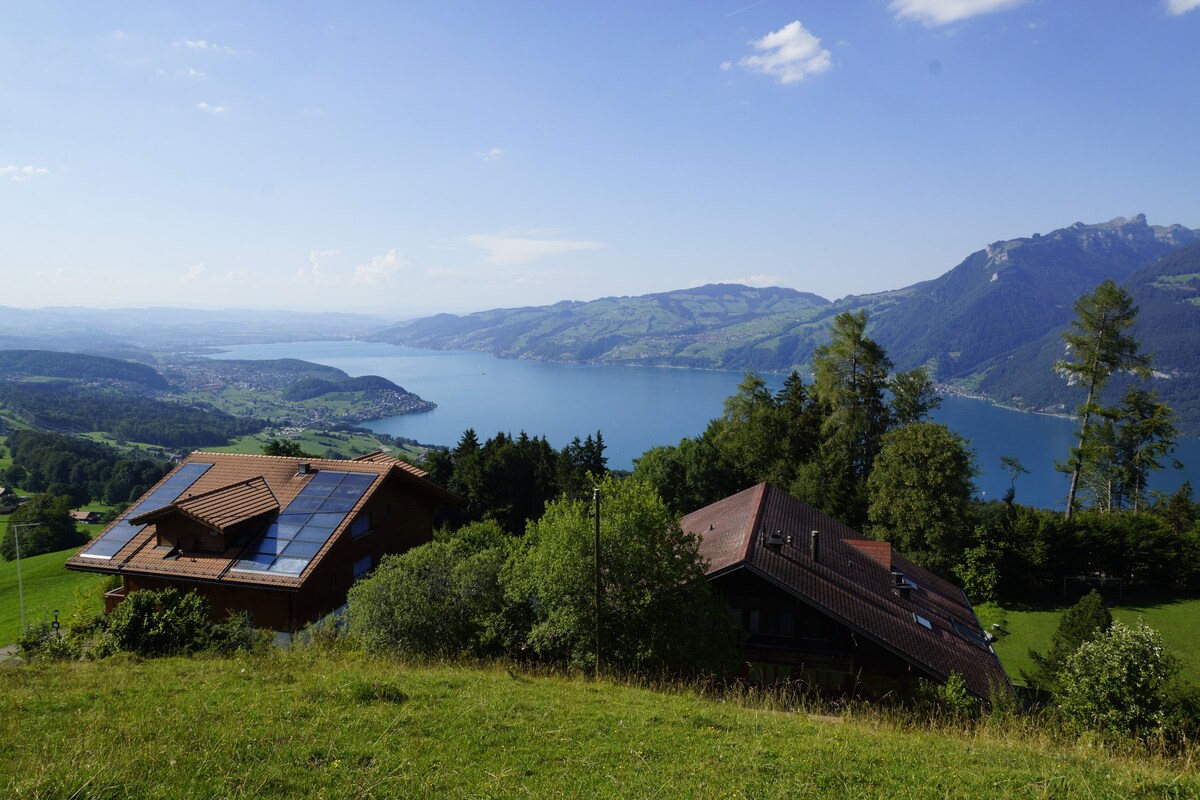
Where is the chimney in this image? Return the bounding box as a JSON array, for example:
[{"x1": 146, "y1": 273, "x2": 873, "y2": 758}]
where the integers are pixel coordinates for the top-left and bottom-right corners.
[
  {"x1": 297, "y1": 463, "x2": 312, "y2": 476},
  {"x1": 809, "y1": 530, "x2": 819, "y2": 563}
]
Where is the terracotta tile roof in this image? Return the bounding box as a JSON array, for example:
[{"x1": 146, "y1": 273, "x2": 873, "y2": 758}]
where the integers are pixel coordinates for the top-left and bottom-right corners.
[
  {"x1": 354, "y1": 450, "x2": 430, "y2": 478},
  {"x1": 130, "y1": 476, "x2": 279, "y2": 532},
  {"x1": 682, "y1": 483, "x2": 1009, "y2": 700},
  {"x1": 67, "y1": 451, "x2": 457, "y2": 589}
]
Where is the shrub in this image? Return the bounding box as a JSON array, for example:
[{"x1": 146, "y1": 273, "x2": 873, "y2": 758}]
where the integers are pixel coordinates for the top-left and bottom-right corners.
[
  {"x1": 348, "y1": 520, "x2": 512, "y2": 658},
  {"x1": 1057, "y1": 619, "x2": 1180, "y2": 741},
  {"x1": 94, "y1": 588, "x2": 263, "y2": 658},
  {"x1": 16, "y1": 620, "x2": 81, "y2": 662}
]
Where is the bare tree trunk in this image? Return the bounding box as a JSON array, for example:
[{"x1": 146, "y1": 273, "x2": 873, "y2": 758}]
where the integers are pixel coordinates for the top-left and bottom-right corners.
[{"x1": 1065, "y1": 374, "x2": 1098, "y2": 522}]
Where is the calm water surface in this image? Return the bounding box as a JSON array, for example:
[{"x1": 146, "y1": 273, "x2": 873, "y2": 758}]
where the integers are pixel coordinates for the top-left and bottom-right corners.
[{"x1": 208, "y1": 340, "x2": 1200, "y2": 510}]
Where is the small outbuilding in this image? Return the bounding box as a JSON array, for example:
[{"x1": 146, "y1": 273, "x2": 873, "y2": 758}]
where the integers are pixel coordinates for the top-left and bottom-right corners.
[
  {"x1": 67, "y1": 451, "x2": 457, "y2": 631},
  {"x1": 682, "y1": 483, "x2": 1009, "y2": 702}
]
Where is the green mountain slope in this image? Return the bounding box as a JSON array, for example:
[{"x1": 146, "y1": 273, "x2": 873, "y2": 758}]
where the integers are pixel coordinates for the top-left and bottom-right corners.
[
  {"x1": 373, "y1": 283, "x2": 875, "y2": 371},
  {"x1": 0, "y1": 349, "x2": 169, "y2": 390},
  {"x1": 978, "y1": 240, "x2": 1200, "y2": 434},
  {"x1": 868, "y1": 215, "x2": 1198, "y2": 379}
]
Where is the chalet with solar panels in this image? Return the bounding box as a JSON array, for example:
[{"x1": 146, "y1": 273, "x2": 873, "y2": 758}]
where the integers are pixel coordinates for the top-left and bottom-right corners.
[
  {"x1": 682, "y1": 484, "x2": 1009, "y2": 702},
  {"x1": 66, "y1": 451, "x2": 457, "y2": 631}
]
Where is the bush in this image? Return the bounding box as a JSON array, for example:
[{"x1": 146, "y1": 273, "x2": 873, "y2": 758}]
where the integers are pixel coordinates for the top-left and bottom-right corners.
[
  {"x1": 1057, "y1": 619, "x2": 1180, "y2": 741},
  {"x1": 348, "y1": 520, "x2": 512, "y2": 659},
  {"x1": 94, "y1": 588, "x2": 264, "y2": 658},
  {"x1": 16, "y1": 620, "x2": 81, "y2": 662}
]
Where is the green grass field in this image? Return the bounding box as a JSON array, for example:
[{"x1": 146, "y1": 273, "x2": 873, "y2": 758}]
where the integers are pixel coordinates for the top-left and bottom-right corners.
[
  {"x1": 980, "y1": 596, "x2": 1200, "y2": 685},
  {"x1": 0, "y1": 534, "x2": 106, "y2": 645},
  {"x1": 211, "y1": 431, "x2": 425, "y2": 461},
  {"x1": 1, "y1": 655, "x2": 1195, "y2": 798}
]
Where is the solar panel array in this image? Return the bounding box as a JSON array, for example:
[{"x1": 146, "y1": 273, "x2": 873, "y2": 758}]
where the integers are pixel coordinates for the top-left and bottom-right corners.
[
  {"x1": 231, "y1": 470, "x2": 376, "y2": 577},
  {"x1": 80, "y1": 462, "x2": 214, "y2": 559}
]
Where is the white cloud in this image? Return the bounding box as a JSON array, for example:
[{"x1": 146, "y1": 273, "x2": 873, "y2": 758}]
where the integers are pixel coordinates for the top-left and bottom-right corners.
[
  {"x1": 301, "y1": 107, "x2": 324, "y2": 118},
  {"x1": 295, "y1": 248, "x2": 406, "y2": 286},
  {"x1": 1, "y1": 165, "x2": 50, "y2": 182},
  {"x1": 196, "y1": 102, "x2": 227, "y2": 115},
  {"x1": 466, "y1": 233, "x2": 606, "y2": 265},
  {"x1": 737, "y1": 21, "x2": 832, "y2": 85},
  {"x1": 296, "y1": 249, "x2": 340, "y2": 284},
  {"x1": 181, "y1": 262, "x2": 206, "y2": 282},
  {"x1": 719, "y1": 61, "x2": 733, "y2": 71},
  {"x1": 177, "y1": 67, "x2": 207, "y2": 79},
  {"x1": 889, "y1": 0, "x2": 1028, "y2": 26},
  {"x1": 176, "y1": 39, "x2": 237, "y2": 54},
  {"x1": 353, "y1": 249, "x2": 407, "y2": 285},
  {"x1": 476, "y1": 147, "x2": 504, "y2": 162},
  {"x1": 1166, "y1": 0, "x2": 1200, "y2": 13}
]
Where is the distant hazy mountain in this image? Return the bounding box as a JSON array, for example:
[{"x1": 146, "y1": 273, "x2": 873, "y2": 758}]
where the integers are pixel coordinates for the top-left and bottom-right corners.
[{"x1": 0, "y1": 306, "x2": 389, "y2": 355}]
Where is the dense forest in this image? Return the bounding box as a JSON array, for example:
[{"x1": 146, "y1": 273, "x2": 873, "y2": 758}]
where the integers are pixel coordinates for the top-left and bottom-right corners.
[
  {"x1": 0, "y1": 382, "x2": 262, "y2": 447},
  {"x1": 4, "y1": 430, "x2": 171, "y2": 505},
  {"x1": 0, "y1": 349, "x2": 169, "y2": 390}
]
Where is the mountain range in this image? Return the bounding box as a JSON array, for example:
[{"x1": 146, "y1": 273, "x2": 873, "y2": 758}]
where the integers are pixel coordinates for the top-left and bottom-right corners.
[{"x1": 371, "y1": 215, "x2": 1200, "y2": 435}]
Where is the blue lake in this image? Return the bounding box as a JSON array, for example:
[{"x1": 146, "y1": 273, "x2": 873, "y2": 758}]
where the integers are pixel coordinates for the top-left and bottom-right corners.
[{"x1": 209, "y1": 340, "x2": 1200, "y2": 510}]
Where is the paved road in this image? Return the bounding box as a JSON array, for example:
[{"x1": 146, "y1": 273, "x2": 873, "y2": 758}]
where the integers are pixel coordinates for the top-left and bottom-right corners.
[{"x1": 0, "y1": 644, "x2": 19, "y2": 664}]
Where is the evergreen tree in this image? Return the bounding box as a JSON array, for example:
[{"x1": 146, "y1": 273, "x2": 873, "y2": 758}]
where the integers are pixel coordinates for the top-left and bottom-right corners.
[
  {"x1": 811, "y1": 310, "x2": 892, "y2": 525},
  {"x1": 1057, "y1": 280, "x2": 1151, "y2": 521},
  {"x1": 1023, "y1": 589, "x2": 1112, "y2": 693}
]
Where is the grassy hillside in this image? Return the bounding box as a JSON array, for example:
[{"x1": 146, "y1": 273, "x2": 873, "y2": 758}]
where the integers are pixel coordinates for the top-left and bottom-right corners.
[
  {"x1": 2, "y1": 655, "x2": 1195, "y2": 798},
  {"x1": 979, "y1": 596, "x2": 1200, "y2": 685},
  {"x1": 0, "y1": 538, "x2": 106, "y2": 643}
]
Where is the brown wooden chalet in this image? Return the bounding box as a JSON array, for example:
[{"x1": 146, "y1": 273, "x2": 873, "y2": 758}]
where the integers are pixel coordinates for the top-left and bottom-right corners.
[
  {"x1": 67, "y1": 451, "x2": 457, "y2": 631},
  {"x1": 682, "y1": 483, "x2": 1009, "y2": 702}
]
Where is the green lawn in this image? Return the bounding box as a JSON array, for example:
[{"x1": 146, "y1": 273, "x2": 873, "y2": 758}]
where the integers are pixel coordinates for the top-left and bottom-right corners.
[
  {"x1": 981, "y1": 596, "x2": 1200, "y2": 685},
  {"x1": 212, "y1": 431, "x2": 425, "y2": 461},
  {"x1": 0, "y1": 533, "x2": 106, "y2": 644},
  {"x1": 1, "y1": 655, "x2": 1195, "y2": 798}
]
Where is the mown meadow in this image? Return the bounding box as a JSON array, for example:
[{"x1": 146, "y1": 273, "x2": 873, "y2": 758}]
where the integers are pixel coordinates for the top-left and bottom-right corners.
[{"x1": 2, "y1": 653, "x2": 1197, "y2": 799}]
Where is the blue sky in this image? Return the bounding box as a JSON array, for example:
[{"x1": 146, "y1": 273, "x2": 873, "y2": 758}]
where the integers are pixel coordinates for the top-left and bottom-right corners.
[{"x1": 3, "y1": 1, "x2": 1199, "y2": 316}]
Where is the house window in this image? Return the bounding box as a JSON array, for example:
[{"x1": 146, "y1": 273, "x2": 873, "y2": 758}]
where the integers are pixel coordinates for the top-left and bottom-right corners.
[
  {"x1": 914, "y1": 613, "x2": 933, "y2": 631},
  {"x1": 351, "y1": 513, "x2": 372, "y2": 539},
  {"x1": 353, "y1": 554, "x2": 372, "y2": 581}
]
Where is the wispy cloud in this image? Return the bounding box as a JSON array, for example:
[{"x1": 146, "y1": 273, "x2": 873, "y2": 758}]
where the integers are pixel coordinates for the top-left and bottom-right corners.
[
  {"x1": 196, "y1": 102, "x2": 227, "y2": 115},
  {"x1": 466, "y1": 233, "x2": 606, "y2": 265},
  {"x1": 1165, "y1": 0, "x2": 1200, "y2": 14},
  {"x1": 353, "y1": 249, "x2": 407, "y2": 285},
  {"x1": 181, "y1": 263, "x2": 206, "y2": 282},
  {"x1": 889, "y1": 0, "x2": 1028, "y2": 26},
  {"x1": 301, "y1": 107, "x2": 324, "y2": 118},
  {"x1": 176, "y1": 67, "x2": 207, "y2": 79},
  {"x1": 476, "y1": 147, "x2": 504, "y2": 162},
  {"x1": 736, "y1": 21, "x2": 832, "y2": 84},
  {"x1": 1, "y1": 165, "x2": 50, "y2": 182},
  {"x1": 175, "y1": 39, "x2": 237, "y2": 55}
]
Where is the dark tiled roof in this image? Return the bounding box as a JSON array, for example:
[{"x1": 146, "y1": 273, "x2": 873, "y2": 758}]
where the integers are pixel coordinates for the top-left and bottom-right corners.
[
  {"x1": 67, "y1": 451, "x2": 457, "y2": 589},
  {"x1": 682, "y1": 483, "x2": 1009, "y2": 700}
]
